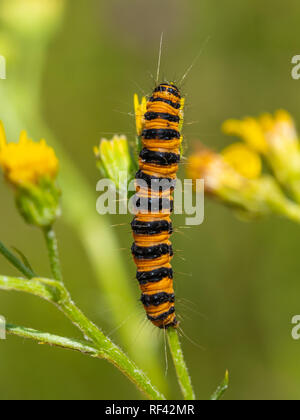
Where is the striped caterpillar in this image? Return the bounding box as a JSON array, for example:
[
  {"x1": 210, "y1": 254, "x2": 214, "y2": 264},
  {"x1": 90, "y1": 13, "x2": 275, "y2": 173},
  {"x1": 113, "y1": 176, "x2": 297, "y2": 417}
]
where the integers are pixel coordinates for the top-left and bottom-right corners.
[{"x1": 131, "y1": 82, "x2": 184, "y2": 329}]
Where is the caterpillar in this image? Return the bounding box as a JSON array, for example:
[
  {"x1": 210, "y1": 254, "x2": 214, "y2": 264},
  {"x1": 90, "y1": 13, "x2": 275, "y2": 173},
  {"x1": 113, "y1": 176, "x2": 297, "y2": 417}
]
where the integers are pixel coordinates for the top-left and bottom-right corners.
[{"x1": 131, "y1": 82, "x2": 184, "y2": 329}]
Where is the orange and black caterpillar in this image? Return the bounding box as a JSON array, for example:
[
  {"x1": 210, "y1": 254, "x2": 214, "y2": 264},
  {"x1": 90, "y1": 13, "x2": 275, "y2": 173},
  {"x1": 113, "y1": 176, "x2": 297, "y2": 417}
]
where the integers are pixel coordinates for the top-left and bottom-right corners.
[{"x1": 131, "y1": 82, "x2": 183, "y2": 329}]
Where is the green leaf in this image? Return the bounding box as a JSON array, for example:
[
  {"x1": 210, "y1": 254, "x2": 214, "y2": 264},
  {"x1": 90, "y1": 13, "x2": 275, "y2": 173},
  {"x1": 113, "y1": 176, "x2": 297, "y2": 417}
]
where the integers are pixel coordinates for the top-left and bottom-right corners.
[
  {"x1": 0, "y1": 240, "x2": 36, "y2": 279},
  {"x1": 210, "y1": 370, "x2": 229, "y2": 401},
  {"x1": 11, "y1": 247, "x2": 35, "y2": 272}
]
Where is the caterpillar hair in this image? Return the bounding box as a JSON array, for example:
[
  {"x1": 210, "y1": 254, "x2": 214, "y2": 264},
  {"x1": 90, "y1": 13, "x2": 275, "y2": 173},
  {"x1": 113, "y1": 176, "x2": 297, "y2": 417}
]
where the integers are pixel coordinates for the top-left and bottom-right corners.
[{"x1": 131, "y1": 82, "x2": 184, "y2": 329}]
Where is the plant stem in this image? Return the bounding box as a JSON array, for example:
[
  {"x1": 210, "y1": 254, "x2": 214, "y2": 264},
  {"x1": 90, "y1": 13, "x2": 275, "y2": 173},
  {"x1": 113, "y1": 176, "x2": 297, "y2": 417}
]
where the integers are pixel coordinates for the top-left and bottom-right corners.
[
  {"x1": 0, "y1": 275, "x2": 165, "y2": 400},
  {"x1": 167, "y1": 328, "x2": 195, "y2": 400},
  {"x1": 6, "y1": 322, "x2": 165, "y2": 398},
  {"x1": 45, "y1": 286, "x2": 166, "y2": 400},
  {"x1": 0, "y1": 276, "x2": 57, "y2": 301},
  {"x1": 43, "y1": 226, "x2": 63, "y2": 283},
  {"x1": 6, "y1": 324, "x2": 102, "y2": 356}
]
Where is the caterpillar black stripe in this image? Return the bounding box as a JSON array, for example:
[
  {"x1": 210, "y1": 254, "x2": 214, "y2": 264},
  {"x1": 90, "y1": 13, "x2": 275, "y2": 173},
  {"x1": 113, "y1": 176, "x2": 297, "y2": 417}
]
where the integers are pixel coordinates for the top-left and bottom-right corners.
[{"x1": 131, "y1": 82, "x2": 184, "y2": 329}]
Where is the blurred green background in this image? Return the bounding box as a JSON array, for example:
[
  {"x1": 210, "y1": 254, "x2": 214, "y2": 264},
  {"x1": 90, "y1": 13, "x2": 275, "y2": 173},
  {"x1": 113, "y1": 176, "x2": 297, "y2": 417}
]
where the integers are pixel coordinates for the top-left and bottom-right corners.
[{"x1": 1, "y1": 0, "x2": 300, "y2": 400}]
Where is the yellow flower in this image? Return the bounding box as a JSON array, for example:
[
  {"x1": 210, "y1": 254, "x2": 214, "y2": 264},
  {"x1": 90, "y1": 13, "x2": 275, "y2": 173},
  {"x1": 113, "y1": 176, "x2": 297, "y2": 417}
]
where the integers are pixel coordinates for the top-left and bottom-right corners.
[
  {"x1": 222, "y1": 110, "x2": 299, "y2": 157},
  {"x1": 221, "y1": 110, "x2": 300, "y2": 204},
  {"x1": 187, "y1": 148, "x2": 244, "y2": 193},
  {"x1": 134, "y1": 94, "x2": 147, "y2": 136},
  {"x1": 259, "y1": 110, "x2": 298, "y2": 150},
  {"x1": 0, "y1": 124, "x2": 59, "y2": 186},
  {"x1": 222, "y1": 143, "x2": 262, "y2": 179},
  {"x1": 187, "y1": 145, "x2": 297, "y2": 221},
  {"x1": 257, "y1": 110, "x2": 300, "y2": 196},
  {"x1": 222, "y1": 117, "x2": 268, "y2": 154}
]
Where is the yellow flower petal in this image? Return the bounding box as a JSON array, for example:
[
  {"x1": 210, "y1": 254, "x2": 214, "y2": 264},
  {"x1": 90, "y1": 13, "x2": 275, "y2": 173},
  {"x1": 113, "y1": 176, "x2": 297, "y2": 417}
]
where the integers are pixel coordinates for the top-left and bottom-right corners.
[
  {"x1": 260, "y1": 110, "x2": 298, "y2": 148},
  {"x1": 259, "y1": 113, "x2": 274, "y2": 132},
  {"x1": 0, "y1": 121, "x2": 7, "y2": 150},
  {"x1": 222, "y1": 117, "x2": 268, "y2": 154},
  {"x1": 134, "y1": 93, "x2": 147, "y2": 136},
  {"x1": 222, "y1": 142, "x2": 262, "y2": 179},
  {"x1": 187, "y1": 147, "x2": 244, "y2": 192},
  {"x1": 275, "y1": 109, "x2": 294, "y2": 125}
]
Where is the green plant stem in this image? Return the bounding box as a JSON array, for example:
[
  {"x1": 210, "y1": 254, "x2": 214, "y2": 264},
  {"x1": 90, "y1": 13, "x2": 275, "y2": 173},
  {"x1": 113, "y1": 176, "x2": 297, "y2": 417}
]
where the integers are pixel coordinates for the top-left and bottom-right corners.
[
  {"x1": 0, "y1": 275, "x2": 165, "y2": 400},
  {"x1": 43, "y1": 226, "x2": 63, "y2": 283},
  {"x1": 6, "y1": 324, "x2": 101, "y2": 356},
  {"x1": 0, "y1": 241, "x2": 36, "y2": 279},
  {"x1": 0, "y1": 276, "x2": 56, "y2": 300},
  {"x1": 167, "y1": 329, "x2": 195, "y2": 400}
]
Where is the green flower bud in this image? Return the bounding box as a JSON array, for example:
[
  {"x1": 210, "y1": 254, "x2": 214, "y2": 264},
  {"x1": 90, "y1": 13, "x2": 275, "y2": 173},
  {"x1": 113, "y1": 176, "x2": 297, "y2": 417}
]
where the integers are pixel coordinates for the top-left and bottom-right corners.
[
  {"x1": 94, "y1": 135, "x2": 137, "y2": 195},
  {"x1": 16, "y1": 177, "x2": 61, "y2": 227}
]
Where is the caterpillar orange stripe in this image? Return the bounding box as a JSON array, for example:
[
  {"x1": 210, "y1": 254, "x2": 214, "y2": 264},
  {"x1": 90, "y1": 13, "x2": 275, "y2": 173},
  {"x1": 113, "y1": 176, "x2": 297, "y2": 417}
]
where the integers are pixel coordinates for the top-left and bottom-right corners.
[{"x1": 131, "y1": 83, "x2": 184, "y2": 329}]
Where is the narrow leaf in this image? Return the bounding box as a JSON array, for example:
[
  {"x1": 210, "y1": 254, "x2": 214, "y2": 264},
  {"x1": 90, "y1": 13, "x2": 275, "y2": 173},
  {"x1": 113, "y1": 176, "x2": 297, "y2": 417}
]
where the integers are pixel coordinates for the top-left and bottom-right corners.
[
  {"x1": 11, "y1": 247, "x2": 35, "y2": 272},
  {"x1": 0, "y1": 241, "x2": 35, "y2": 278},
  {"x1": 210, "y1": 370, "x2": 229, "y2": 401}
]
